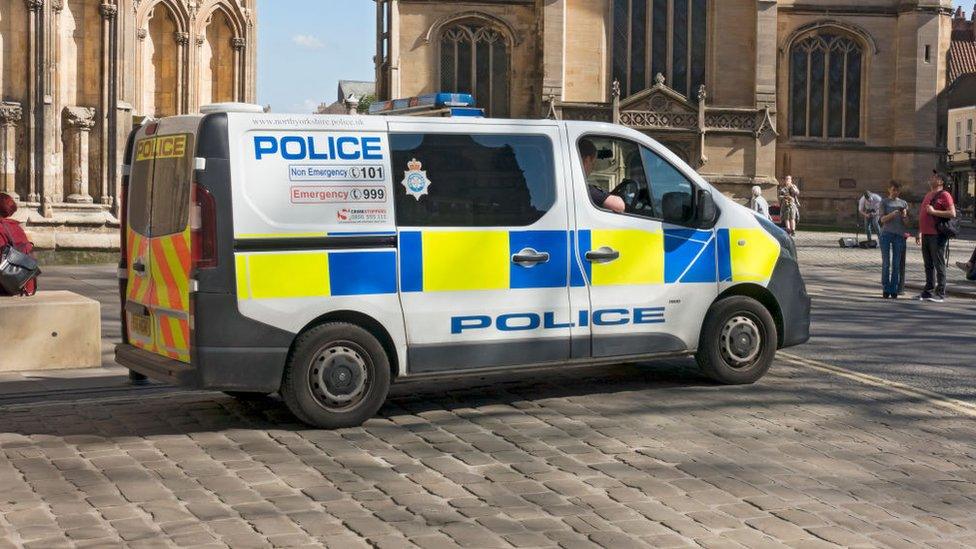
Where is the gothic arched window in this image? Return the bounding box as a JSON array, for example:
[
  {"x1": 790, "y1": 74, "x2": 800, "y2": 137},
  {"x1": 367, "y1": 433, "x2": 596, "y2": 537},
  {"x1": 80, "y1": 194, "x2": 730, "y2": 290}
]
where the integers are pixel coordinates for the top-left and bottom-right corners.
[
  {"x1": 612, "y1": 0, "x2": 707, "y2": 99},
  {"x1": 439, "y1": 22, "x2": 510, "y2": 117},
  {"x1": 790, "y1": 33, "x2": 863, "y2": 139}
]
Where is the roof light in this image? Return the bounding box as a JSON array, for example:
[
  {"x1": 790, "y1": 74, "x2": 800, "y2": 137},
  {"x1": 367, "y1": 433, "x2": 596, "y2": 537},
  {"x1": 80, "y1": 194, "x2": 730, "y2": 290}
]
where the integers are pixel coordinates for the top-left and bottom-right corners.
[{"x1": 368, "y1": 93, "x2": 483, "y2": 118}]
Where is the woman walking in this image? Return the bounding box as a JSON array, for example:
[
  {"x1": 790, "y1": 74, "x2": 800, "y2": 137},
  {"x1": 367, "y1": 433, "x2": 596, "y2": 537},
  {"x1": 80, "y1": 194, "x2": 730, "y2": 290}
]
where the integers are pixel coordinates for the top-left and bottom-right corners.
[{"x1": 778, "y1": 175, "x2": 800, "y2": 236}]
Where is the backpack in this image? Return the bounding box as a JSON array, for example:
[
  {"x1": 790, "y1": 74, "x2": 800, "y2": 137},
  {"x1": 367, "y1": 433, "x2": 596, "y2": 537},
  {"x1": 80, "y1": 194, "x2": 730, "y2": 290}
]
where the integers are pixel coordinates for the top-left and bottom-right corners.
[
  {"x1": 933, "y1": 191, "x2": 960, "y2": 239},
  {"x1": 0, "y1": 221, "x2": 40, "y2": 296}
]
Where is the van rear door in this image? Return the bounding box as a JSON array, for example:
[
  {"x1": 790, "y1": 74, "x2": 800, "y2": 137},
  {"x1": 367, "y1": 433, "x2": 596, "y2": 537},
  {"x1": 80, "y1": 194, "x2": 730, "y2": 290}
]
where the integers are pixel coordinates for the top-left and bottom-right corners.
[
  {"x1": 125, "y1": 118, "x2": 197, "y2": 363},
  {"x1": 124, "y1": 127, "x2": 157, "y2": 354}
]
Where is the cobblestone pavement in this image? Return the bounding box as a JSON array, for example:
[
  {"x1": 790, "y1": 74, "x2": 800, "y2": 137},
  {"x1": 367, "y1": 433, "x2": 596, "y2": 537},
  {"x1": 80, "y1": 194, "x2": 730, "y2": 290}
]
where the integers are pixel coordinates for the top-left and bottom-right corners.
[
  {"x1": 793, "y1": 231, "x2": 976, "y2": 298},
  {"x1": 2, "y1": 358, "x2": 975, "y2": 548}
]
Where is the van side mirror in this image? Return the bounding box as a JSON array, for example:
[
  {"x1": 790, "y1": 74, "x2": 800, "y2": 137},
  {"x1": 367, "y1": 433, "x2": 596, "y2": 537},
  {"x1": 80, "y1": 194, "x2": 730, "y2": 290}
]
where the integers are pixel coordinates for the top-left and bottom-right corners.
[{"x1": 696, "y1": 190, "x2": 718, "y2": 227}]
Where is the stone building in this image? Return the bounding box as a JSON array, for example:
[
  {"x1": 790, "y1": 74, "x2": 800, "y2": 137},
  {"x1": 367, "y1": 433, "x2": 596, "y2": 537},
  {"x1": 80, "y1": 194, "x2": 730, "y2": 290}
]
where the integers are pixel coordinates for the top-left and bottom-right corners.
[
  {"x1": 947, "y1": 8, "x2": 976, "y2": 223},
  {"x1": 374, "y1": 0, "x2": 954, "y2": 224},
  {"x1": 0, "y1": 0, "x2": 257, "y2": 250}
]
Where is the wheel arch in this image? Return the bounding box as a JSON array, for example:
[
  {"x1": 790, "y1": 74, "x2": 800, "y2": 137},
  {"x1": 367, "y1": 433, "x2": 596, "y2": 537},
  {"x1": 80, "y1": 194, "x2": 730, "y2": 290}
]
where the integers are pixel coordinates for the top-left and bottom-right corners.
[
  {"x1": 715, "y1": 283, "x2": 784, "y2": 348},
  {"x1": 290, "y1": 310, "x2": 401, "y2": 380}
]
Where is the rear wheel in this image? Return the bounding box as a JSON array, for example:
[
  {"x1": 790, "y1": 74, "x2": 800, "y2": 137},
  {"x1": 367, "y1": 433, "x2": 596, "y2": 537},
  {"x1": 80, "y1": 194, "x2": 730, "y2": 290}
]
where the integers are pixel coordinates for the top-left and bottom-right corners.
[
  {"x1": 280, "y1": 322, "x2": 390, "y2": 429},
  {"x1": 696, "y1": 296, "x2": 777, "y2": 385}
]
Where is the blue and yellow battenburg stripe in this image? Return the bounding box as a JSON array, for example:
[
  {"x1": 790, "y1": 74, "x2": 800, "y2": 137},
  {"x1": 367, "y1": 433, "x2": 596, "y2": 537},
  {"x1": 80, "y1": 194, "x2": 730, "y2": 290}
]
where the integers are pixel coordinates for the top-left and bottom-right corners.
[
  {"x1": 234, "y1": 228, "x2": 780, "y2": 299},
  {"x1": 236, "y1": 250, "x2": 397, "y2": 300}
]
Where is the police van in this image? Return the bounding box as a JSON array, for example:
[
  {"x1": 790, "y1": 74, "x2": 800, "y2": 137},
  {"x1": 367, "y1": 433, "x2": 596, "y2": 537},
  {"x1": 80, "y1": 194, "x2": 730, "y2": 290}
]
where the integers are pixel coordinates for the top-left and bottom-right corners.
[{"x1": 116, "y1": 100, "x2": 810, "y2": 428}]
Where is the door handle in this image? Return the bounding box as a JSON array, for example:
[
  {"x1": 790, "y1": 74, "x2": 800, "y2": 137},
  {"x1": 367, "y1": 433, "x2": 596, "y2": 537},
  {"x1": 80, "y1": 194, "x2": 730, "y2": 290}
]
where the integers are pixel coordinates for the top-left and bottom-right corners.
[
  {"x1": 132, "y1": 261, "x2": 146, "y2": 275},
  {"x1": 512, "y1": 248, "x2": 551, "y2": 266},
  {"x1": 585, "y1": 246, "x2": 620, "y2": 263}
]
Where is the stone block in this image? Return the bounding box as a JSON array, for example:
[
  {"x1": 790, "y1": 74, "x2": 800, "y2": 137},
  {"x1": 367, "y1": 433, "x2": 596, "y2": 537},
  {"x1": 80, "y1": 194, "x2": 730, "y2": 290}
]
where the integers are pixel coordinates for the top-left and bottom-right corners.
[
  {"x1": 0, "y1": 291, "x2": 101, "y2": 372},
  {"x1": 55, "y1": 232, "x2": 120, "y2": 252}
]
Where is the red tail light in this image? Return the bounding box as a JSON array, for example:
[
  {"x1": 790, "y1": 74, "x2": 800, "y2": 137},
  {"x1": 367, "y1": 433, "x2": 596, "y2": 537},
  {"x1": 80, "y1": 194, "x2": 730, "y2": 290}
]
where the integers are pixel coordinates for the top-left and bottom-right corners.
[
  {"x1": 119, "y1": 181, "x2": 129, "y2": 261},
  {"x1": 191, "y1": 183, "x2": 218, "y2": 270}
]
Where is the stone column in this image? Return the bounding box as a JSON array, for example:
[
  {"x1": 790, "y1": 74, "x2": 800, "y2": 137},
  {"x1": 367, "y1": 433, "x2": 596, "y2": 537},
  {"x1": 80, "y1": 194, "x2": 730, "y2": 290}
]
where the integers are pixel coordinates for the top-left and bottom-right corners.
[
  {"x1": 191, "y1": 35, "x2": 205, "y2": 111},
  {"x1": 232, "y1": 37, "x2": 247, "y2": 103},
  {"x1": 62, "y1": 106, "x2": 96, "y2": 204},
  {"x1": 99, "y1": 2, "x2": 118, "y2": 206},
  {"x1": 136, "y1": 28, "x2": 147, "y2": 114},
  {"x1": 0, "y1": 103, "x2": 23, "y2": 201},
  {"x1": 25, "y1": 0, "x2": 43, "y2": 204},
  {"x1": 176, "y1": 32, "x2": 189, "y2": 114},
  {"x1": 542, "y1": 0, "x2": 566, "y2": 103}
]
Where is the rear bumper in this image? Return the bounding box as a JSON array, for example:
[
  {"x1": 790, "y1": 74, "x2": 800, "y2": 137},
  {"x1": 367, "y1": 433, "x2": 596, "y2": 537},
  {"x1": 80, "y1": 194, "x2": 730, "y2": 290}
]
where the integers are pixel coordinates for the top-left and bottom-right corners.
[
  {"x1": 115, "y1": 344, "x2": 289, "y2": 393},
  {"x1": 116, "y1": 344, "x2": 198, "y2": 387}
]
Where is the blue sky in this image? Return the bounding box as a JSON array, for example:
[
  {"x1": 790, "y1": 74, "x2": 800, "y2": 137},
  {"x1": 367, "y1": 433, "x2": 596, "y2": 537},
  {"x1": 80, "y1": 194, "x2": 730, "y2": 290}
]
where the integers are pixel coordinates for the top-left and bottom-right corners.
[
  {"x1": 257, "y1": 0, "x2": 976, "y2": 113},
  {"x1": 257, "y1": 0, "x2": 374, "y2": 112}
]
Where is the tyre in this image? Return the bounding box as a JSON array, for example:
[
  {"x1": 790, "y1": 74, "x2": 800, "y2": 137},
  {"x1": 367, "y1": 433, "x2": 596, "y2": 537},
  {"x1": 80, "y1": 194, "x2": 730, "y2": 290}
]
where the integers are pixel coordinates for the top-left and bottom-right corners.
[
  {"x1": 280, "y1": 322, "x2": 391, "y2": 429},
  {"x1": 695, "y1": 296, "x2": 777, "y2": 385}
]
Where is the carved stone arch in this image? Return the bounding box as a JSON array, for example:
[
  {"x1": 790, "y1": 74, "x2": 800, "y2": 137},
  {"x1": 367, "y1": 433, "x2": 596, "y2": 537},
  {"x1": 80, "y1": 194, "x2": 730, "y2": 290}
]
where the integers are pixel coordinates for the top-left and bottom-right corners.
[
  {"x1": 194, "y1": 0, "x2": 247, "y2": 39},
  {"x1": 197, "y1": 2, "x2": 242, "y2": 105},
  {"x1": 135, "y1": 0, "x2": 190, "y2": 34},
  {"x1": 423, "y1": 11, "x2": 520, "y2": 46},
  {"x1": 780, "y1": 19, "x2": 879, "y2": 57}
]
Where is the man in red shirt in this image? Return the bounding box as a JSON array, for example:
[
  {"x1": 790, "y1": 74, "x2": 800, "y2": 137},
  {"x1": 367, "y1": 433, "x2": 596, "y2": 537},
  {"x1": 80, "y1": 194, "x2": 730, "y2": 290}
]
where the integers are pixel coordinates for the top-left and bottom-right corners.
[{"x1": 914, "y1": 172, "x2": 956, "y2": 302}]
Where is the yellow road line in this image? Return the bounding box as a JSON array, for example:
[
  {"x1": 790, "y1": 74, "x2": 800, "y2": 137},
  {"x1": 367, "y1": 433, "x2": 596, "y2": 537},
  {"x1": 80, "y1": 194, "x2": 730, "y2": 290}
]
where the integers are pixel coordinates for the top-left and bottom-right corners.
[{"x1": 780, "y1": 352, "x2": 976, "y2": 418}]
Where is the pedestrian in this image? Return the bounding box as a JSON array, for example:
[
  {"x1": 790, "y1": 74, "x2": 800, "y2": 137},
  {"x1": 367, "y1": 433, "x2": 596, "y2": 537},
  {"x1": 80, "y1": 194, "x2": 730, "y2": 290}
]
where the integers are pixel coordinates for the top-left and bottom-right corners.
[
  {"x1": 778, "y1": 175, "x2": 800, "y2": 236},
  {"x1": 877, "y1": 182, "x2": 909, "y2": 299},
  {"x1": 749, "y1": 185, "x2": 771, "y2": 220},
  {"x1": 955, "y1": 247, "x2": 976, "y2": 281},
  {"x1": 0, "y1": 193, "x2": 38, "y2": 297},
  {"x1": 858, "y1": 189, "x2": 883, "y2": 242},
  {"x1": 914, "y1": 172, "x2": 957, "y2": 302}
]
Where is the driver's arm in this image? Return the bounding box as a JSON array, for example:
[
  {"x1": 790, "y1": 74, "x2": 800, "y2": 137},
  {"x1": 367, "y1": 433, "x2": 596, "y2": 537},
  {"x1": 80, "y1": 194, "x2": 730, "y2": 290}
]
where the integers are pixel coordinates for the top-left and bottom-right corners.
[
  {"x1": 603, "y1": 195, "x2": 626, "y2": 214},
  {"x1": 588, "y1": 185, "x2": 626, "y2": 214}
]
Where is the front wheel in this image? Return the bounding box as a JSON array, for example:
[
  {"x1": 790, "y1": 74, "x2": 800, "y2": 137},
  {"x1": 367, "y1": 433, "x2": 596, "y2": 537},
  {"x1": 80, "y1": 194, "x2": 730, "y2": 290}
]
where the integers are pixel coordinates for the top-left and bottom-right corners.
[
  {"x1": 696, "y1": 296, "x2": 777, "y2": 385},
  {"x1": 280, "y1": 322, "x2": 391, "y2": 429}
]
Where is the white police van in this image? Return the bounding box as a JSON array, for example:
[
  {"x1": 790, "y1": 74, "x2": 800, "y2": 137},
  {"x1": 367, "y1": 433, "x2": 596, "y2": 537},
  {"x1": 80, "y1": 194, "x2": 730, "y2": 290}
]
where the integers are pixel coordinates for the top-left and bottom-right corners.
[{"x1": 116, "y1": 98, "x2": 810, "y2": 428}]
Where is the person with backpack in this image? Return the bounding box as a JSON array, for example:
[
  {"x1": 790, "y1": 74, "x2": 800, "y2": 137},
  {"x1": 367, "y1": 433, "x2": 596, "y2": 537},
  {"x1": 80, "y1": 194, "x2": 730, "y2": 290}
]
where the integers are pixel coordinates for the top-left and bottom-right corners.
[
  {"x1": 914, "y1": 173, "x2": 957, "y2": 303},
  {"x1": 0, "y1": 193, "x2": 38, "y2": 297}
]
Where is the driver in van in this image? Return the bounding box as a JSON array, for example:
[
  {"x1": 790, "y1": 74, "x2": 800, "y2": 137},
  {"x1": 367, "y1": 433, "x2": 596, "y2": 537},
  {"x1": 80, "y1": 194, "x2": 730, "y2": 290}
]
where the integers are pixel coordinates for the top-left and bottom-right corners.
[{"x1": 579, "y1": 139, "x2": 627, "y2": 214}]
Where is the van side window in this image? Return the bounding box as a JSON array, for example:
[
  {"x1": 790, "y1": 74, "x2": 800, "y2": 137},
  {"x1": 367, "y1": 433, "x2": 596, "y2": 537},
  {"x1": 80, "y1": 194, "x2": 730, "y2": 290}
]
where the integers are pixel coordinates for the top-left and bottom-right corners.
[
  {"x1": 391, "y1": 133, "x2": 556, "y2": 227},
  {"x1": 579, "y1": 135, "x2": 695, "y2": 225},
  {"x1": 640, "y1": 146, "x2": 695, "y2": 225}
]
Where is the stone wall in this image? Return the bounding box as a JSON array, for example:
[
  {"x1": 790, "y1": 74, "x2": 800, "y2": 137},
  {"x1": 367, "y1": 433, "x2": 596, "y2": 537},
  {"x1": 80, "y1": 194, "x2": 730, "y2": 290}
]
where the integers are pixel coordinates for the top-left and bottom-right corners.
[
  {"x1": 775, "y1": 0, "x2": 953, "y2": 224},
  {"x1": 0, "y1": 0, "x2": 257, "y2": 251},
  {"x1": 377, "y1": 0, "x2": 952, "y2": 226},
  {"x1": 392, "y1": 1, "x2": 541, "y2": 118}
]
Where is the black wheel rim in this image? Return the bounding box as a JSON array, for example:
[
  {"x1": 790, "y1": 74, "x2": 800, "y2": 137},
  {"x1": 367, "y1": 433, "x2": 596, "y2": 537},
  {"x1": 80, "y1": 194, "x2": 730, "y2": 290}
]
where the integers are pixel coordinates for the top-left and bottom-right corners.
[{"x1": 307, "y1": 341, "x2": 372, "y2": 412}]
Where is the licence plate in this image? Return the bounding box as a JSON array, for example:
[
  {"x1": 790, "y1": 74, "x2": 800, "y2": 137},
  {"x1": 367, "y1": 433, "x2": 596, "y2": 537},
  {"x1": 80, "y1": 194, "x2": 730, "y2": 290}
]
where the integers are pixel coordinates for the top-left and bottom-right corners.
[{"x1": 130, "y1": 314, "x2": 151, "y2": 336}]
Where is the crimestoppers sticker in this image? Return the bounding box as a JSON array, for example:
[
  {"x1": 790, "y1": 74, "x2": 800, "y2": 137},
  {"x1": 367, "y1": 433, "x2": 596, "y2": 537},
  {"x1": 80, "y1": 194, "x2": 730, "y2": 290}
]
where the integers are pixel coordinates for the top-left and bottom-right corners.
[{"x1": 401, "y1": 158, "x2": 431, "y2": 200}]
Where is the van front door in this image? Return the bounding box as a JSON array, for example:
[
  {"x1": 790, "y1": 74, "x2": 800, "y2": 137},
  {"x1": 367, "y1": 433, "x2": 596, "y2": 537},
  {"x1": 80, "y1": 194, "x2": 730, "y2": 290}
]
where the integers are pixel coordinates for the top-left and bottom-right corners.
[
  {"x1": 568, "y1": 129, "x2": 719, "y2": 357},
  {"x1": 389, "y1": 124, "x2": 576, "y2": 374}
]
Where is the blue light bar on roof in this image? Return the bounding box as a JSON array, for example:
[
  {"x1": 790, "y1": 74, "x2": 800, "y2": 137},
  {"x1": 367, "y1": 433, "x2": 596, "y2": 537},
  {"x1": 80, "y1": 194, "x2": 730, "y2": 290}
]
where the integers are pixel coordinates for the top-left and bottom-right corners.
[{"x1": 368, "y1": 93, "x2": 478, "y2": 115}]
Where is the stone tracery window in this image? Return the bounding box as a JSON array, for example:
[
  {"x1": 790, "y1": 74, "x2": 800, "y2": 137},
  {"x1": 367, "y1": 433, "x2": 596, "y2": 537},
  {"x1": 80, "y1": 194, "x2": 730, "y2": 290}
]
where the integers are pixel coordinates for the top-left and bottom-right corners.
[
  {"x1": 612, "y1": 0, "x2": 707, "y2": 99},
  {"x1": 790, "y1": 33, "x2": 863, "y2": 140},
  {"x1": 439, "y1": 22, "x2": 510, "y2": 117}
]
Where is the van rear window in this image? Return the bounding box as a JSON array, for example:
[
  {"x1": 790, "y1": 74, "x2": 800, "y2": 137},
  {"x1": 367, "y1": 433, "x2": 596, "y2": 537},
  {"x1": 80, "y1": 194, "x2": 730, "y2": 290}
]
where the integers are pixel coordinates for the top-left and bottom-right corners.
[
  {"x1": 390, "y1": 133, "x2": 556, "y2": 227},
  {"x1": 129, "y1": 134, "x2": 195, "y2": 237}
]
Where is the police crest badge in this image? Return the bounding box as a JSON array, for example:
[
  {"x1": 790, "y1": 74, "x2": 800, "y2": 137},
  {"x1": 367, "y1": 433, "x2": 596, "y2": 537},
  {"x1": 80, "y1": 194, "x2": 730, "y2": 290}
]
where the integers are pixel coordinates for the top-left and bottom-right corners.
[{"x1": 401, "y1": 158, "x2": 431, "y2": 200}]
